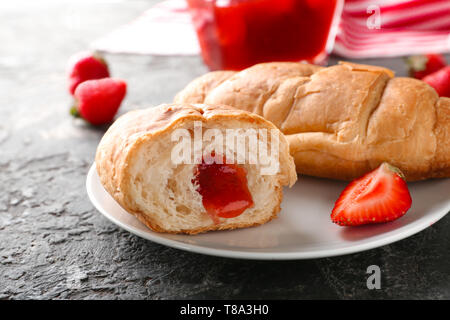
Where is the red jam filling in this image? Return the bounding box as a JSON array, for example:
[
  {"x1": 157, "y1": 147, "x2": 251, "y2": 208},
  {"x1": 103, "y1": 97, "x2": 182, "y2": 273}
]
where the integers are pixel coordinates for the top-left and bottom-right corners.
[{"x1": 193, "y1": 155, "x2": 254, "y2": 223}]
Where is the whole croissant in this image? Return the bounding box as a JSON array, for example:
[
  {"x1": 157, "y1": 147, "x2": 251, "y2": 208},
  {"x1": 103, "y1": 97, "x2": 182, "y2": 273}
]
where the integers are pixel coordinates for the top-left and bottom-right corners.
[{"x1": 175, "y1": 61, "x2": 450, "y2": 181}]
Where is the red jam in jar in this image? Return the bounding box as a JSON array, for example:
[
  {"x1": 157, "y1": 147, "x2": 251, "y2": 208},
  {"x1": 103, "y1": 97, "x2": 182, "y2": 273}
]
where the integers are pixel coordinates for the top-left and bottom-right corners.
[
  {"x1": 193, "y1": 155, "x2": 254, "y2": 223},
  {"x1": 188, "y1": 0, "x2": 340, "y2": 70}
]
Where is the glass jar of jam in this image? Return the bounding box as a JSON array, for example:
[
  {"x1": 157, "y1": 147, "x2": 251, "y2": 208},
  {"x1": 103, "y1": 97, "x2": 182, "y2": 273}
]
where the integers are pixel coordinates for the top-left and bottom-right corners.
[{"x1": 187, "y1": 0, "x2": 343, "y2": 70}]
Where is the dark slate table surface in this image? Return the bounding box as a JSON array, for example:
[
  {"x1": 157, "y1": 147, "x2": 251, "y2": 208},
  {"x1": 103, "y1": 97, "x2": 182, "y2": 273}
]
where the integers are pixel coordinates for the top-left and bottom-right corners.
[{"x1": 1, "y1": 0, "x2": 449, "y2": 300}]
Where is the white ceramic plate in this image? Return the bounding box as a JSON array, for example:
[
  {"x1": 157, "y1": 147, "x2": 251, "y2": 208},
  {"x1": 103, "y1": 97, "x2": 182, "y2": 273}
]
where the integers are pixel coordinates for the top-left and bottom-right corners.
[{"x1": 86, "y1": 163, "x2": 450, "y2": 260}]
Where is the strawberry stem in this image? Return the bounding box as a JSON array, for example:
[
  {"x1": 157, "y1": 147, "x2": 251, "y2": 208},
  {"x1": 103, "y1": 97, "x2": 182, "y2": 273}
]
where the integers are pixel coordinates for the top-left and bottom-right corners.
[
  {"x1": 381, "y1": 162, "x2": 406, "y2": 181},
  {"x1": 92, "y1": 51, "x2": 108, "y2": 67},
  {"x1": 70, "y1": 105, "x2": 80, "y2": 118}
]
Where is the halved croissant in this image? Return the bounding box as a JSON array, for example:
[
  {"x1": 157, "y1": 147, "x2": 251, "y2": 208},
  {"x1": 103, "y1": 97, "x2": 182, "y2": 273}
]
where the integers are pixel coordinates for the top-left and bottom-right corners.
[
  {"x1": 175, "y1": 61, "x2": 450, "y2": 181},
  {"x1": 95, "y1": 103, "x2": 296, "y2": 234}
]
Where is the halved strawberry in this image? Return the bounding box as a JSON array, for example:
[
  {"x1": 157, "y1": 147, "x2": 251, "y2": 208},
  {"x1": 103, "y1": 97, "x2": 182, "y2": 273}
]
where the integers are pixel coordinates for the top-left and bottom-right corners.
[{"x1": 331, "y1": 163, "x2": 412, "y2": 226}]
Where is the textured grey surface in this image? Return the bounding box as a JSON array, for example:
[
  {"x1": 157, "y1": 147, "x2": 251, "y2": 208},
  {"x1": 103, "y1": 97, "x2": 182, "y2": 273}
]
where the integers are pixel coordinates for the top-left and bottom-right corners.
[{"x1": 0, "y1": 0, "x2": 449, "y2": 300}]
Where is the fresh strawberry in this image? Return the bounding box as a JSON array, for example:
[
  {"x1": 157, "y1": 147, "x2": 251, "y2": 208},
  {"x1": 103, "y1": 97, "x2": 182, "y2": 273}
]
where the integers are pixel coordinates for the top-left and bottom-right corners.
[
  {"x1": 331, "y1": 163, "x2": 412, "y2": 227},
  {"x1": 422, "y1": 65, "x2": 450, "y2": 98},
  {"x1": 67, "y1": 51, "x2": 110, "y2": 95},
  {"x1": 71, "y1": 78, "x2": 127, "y2": 125},
  {"x1": 406, "y1": 53, "x2": 446, "y2": 79}
]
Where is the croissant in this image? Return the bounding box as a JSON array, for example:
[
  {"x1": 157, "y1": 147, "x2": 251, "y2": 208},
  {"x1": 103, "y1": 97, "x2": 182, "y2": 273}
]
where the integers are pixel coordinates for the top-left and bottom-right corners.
[
  {"x1": 175, "y1": 61, "x2": 450, "y2": 181},
  {"x1": 95, "y1": 103, "x2": 296, "y2": 234}
]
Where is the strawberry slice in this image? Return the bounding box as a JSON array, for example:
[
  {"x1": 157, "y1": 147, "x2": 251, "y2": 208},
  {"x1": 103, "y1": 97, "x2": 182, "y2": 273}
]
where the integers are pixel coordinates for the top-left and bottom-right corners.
[{"x1": 331, "y1": 163, "x2": 412, "y2": 226}]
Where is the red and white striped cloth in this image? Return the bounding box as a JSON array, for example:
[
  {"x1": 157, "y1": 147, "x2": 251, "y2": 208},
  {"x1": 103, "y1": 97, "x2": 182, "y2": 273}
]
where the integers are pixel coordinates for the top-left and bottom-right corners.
[
  {"x1": 92, "y1": 0, "x2": 450, "y2": 58},
  {"x1": 335, "y1": 0, "x2": 450, "y2": 58}
]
